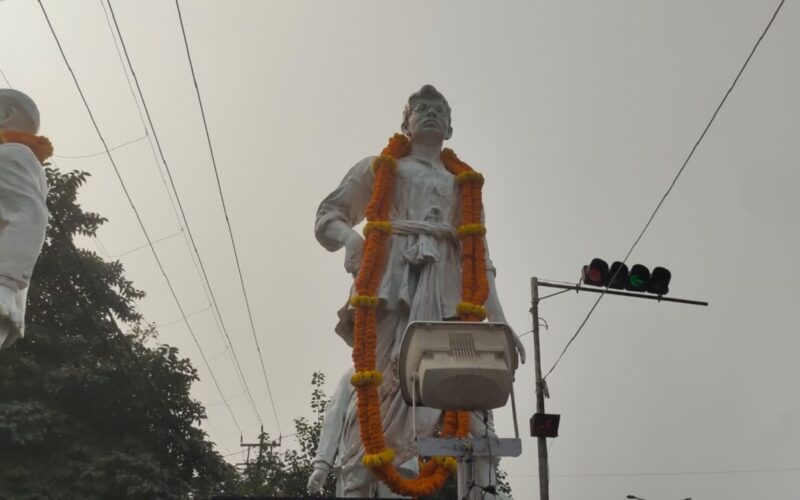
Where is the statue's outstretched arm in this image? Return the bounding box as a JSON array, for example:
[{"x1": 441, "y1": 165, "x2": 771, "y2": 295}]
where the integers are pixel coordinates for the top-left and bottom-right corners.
[{"x1": 315, "y1": 157, "x2": 375, "y2": 275}]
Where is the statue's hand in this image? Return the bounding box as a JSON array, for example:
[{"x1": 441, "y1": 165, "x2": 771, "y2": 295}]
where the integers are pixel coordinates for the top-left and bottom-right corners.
[
  {"x1": 343, "y1": 233, "x2": 364, "y2": 276},
  {"x1": 307, "y1": 465, "x2": 329, "y2": 494},
  {"x1": 0, "y1": 285, "x2": 21, "y2": 328}
]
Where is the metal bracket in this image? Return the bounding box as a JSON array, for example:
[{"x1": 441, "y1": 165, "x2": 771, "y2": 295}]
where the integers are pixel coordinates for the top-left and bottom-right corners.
[{"x1": 417, "y1": 437, "x2": 522, "y2": 458}]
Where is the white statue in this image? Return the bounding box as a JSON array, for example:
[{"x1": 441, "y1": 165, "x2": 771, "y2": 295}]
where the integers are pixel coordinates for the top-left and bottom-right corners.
[
  {"x1": 315, "y1": 85, "x2": 523, "y2": 498},
  {"x1": 0, "y1": 89, "x2": 49, "y2": 349},
  {"x1": 308, "y1": 367, "x2": 419, "y2": 497}
]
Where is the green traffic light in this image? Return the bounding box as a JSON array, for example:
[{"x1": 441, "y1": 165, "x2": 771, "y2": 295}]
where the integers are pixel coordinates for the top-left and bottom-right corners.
[{"x1": 629, "y1": 275, "x2": 645, "y2": 288}]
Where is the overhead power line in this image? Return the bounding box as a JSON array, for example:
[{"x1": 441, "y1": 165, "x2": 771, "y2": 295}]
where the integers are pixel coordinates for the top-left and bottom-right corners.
[
  {"x1": 0, "y1": 65, "x2": 12, "y2": 87},
  {"x1": 511, "y1": 466, "x2": 800, "y2": 478},
  {"x1": 54, "y1": 133, "x2": 147, "y2": 159},
  {"x1": 96, "y1": 0, "x2": 184, "y2": 238},
  {"x1": 174, "y1": 0, "x2": 282, "y2": 438},
  {"x1": 543, "y1": 0, "x2": 787, "y2": 381},
  {"x1": 38, "y1": 0, "x2": 246, "y2": 436},
  {"x1": 104, "y1": 228, "x2": 184, "y2": 259},
  {"x1": 96, "y1": 0, "x2": 242, "y2": 395},
  {"x1": 104, "y1": 0, "x2": 265, "y2": 426}
]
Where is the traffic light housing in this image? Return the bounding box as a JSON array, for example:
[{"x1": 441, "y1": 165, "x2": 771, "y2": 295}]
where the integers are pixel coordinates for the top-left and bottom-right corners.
[
  {"x1": 608, "y1": 261, "x2": 629, "y2": 289},
  {"x1": 581, "y1": 259, "x2": 671, "y2": 295},
  {"x1": 582, "y1": 258, "x2": 608, "y2": 287},
  {"x1": 625, "y1": 264, "x2": 650, "y2": 292},
  {"x1": 647, "y1": 266, "x2": 671, "y2": 295}
]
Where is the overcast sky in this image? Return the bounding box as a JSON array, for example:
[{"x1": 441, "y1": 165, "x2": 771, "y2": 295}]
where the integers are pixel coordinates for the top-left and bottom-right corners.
[{"x1": 2, "y1": 1, "x2": 799, "y2": 498}]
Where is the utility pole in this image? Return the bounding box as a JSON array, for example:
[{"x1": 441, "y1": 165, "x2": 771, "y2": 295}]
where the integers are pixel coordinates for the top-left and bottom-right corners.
[
  {"x1": 237, "y1": 425, "x2": 278, "y2": 470},
  {"x1": 530, "y1": 277, "x2": 550, "y2": 500}
]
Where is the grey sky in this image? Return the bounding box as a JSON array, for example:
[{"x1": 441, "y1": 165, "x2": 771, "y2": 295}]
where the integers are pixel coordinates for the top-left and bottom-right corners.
[{"x1": 2, "y1": 0, "x2": 799, "y2": 498}]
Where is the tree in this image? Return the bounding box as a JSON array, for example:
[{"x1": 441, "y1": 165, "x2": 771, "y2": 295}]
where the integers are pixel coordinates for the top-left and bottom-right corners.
[{"x1": 0, "y1": 168, "x2": 237, "y2": 499}]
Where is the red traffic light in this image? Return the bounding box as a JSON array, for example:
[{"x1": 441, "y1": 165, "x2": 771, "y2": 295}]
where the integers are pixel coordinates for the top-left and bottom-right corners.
[{"x1": 582, "y1": 258, "x2": 608, "y2": 287}]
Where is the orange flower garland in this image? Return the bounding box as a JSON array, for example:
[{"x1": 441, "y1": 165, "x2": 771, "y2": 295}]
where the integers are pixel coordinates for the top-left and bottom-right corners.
[
  {"x1": 0, "y1": 130, "x2": 53, "y2": 164},
  {"x1": 350, "y1": 134, "x2": 490, "y2": 496}
]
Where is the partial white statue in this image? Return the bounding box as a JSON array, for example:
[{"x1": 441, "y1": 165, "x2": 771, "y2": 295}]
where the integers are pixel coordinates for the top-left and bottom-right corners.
[
  {"x1": 0, "y1": 89, "x2": 49, "y2": 349},
  {"x1": 308, "y1": 367, "x2": 419, "y2": 497},
  {"x1": 315, "y1": 85, "x2": 523, "y2": 498}
]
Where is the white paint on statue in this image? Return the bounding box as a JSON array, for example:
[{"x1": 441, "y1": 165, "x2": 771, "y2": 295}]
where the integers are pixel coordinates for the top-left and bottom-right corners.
[
  {"x1": 0, "y1": 89, "x2": 48, "y2": 349},
  {"x1": 313, "y1": 85, "x2": 518, "y2": 498},
  {"x1": 308, "y1": 367, "x2": 418, "y2": 497}
]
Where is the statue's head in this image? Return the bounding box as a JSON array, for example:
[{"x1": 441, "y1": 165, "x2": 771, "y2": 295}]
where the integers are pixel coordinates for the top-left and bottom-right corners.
[
  {"x1": 401, "y1": 84, "x2": 452, "y2": 141},
  {"x1": 0, "y1": 89, "x2": 40, "y2": 134}
]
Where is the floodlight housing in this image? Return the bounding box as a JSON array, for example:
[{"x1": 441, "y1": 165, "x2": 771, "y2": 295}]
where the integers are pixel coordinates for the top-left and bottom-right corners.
[{"x1": 399, "y1": 321, "x2": 519, "y2": 411}]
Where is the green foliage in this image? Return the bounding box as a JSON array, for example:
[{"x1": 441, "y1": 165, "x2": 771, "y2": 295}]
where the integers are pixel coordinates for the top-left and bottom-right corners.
[
  {"x1": 0, "y1": 169, "x2": 237, "y2": 499},
  {"x1": 234, "y1": 371, "x2": 336, "y2": 496}
]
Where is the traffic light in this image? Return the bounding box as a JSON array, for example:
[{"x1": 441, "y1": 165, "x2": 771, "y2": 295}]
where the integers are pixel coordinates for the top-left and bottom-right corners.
[
  {"x1": 581, "y1": 259, "x2": 672, "y2": 295},
  {"x1": 647, "y1": 266, "x2": 671, "y2": 295},
  {"x1": 581, "y1": 258, "x2": 608, "y2": 286},
  {"x1": 625, "y1": 264, "x2": 650, "y2": 292},
  {"x1": 608, "y1": 261, "x2": 629, "y2": 289}
]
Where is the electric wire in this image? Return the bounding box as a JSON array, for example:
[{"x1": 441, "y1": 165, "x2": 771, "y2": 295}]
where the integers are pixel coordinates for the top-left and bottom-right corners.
[
  {"x1": 195, "y1": 347, "x2": 232, "y2": 369},
  {"x1": 97, "y1": 0, "x2": 240, "y2": 389},
  {"x1": 174, "y1": 0, "x2": 282, "y2": 438},
  {"x1": 105, "y1": 0, "x2": 265, "y2": 426},
  {"x1": 511, "y1": 466, "x2": 800, "y2": 478},
  {"x1": 91, "y1": 236, "x2": 112, "y2": 260},
  {"x1": 156, "y1": 304, "x2": 213, "y2": 329},
  {"x1": 0, "y1": 65, "x2": 12, "y2": 87},
  {"x1": 542, "y1": 0, "x2": 787, "y2": 381},
  {"x1": 97, "y1": 0, "x2": 184, "y2": 235},
  {"x1": 206, "y1": 390, "x2": 248, "y2": 407},
  {"x1": 106, "y1": 228, "x2": 184, "y2": 258},
  {"x1": 38, "y1": 0, "x2": 245, "y2": 435},
  {"x1": 54, "y1": 133, "x2": 147, "y2": 159}
]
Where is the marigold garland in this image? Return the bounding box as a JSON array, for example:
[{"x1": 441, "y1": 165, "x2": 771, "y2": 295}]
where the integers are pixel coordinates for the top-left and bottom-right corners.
[
  {"x1": 0, "y1": 130, "x2": 53, "y2": 164},
  {"x1": 363, "y1": 220, "x2": 393, "y2": 236},
  {"x1": 363, "y1": 448, "x2": 396, "y2": 468},
  {"x1": 456, "y1": 301, "x2": 488, "y2": 320},
  {"x1": 457, "y1": 223, "x2": 487, "y2": 238},
  {"x1": 347, "y1": 134, "x2": 491, "y2": 496},
  {"x1": 371, "y1": 154, "x2": 398, "y2": 173},
  {"x1": 350, "y1": 295, "x2": 380, "y2": 308},
  {"x1": 455, "y1": 170, "x2": 484, "y2": 185},
  {"x1": 351, "y1": 370, "x2": 383, "y2": 387}
]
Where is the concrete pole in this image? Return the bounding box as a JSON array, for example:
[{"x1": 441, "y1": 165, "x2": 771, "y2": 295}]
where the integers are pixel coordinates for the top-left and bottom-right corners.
[{"x1": 531, "y1": 277, "x2": 550, "y2": 500}]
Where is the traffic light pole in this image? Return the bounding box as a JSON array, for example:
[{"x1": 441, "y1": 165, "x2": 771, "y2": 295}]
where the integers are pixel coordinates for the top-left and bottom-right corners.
[
  {"x1": 530, "y1": 277, "x2": 550, "y2": 500},
  {"x1": 528, "y1": 276, "x2": 707, "y2": 500},
  {"x1": 537, "y1": 280, "x2": 709, "y2": 307}
]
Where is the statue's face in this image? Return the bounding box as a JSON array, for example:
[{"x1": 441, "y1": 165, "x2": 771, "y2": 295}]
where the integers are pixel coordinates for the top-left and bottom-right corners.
[{"x1": 406, "y1": 97, "x2": 452, "y2": 141}]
